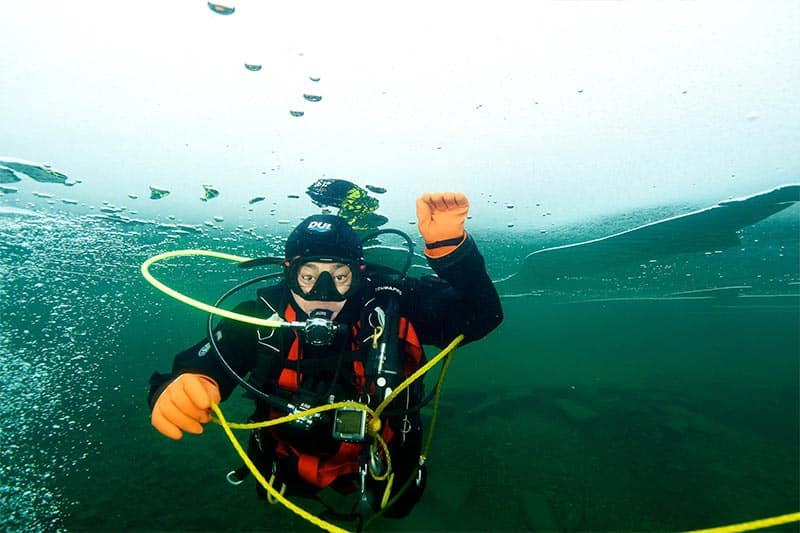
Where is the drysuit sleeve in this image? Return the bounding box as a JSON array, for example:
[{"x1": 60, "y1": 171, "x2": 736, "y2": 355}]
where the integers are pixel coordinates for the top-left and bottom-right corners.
[
  {"x1": 147, "y1": 300, "x2": 260, "y2": 407},
  {"x1": 403, "y1": 234, "x2": 503, "y2": 348}
]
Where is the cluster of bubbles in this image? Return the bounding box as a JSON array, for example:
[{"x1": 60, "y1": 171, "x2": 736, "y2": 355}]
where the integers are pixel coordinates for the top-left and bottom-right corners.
[
  {"x1": 0, "y1": 210, "x2": 142, "y2": 530},
  {"x1": 288, "y1": 87, "x2": 324, "y2": 118},
  {"x1": 207, "y1": 2, "x2": 323, "y2": 118},
  {"x1": 0, "y1": 206, "x2": 296, "y2": 529},
  {"x1": 0, "y1": 324, "x2": 63, "y2": 530}
]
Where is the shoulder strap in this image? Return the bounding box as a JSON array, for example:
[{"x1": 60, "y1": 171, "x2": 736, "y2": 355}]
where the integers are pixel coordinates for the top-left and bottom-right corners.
[{"x1": 248, "y1": 286, "x2": 294, "y2": 393}]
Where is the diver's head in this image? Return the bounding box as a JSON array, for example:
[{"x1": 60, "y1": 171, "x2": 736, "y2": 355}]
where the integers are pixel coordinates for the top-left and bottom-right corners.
[{"x1": 284, "y1": 215, "x2": 364, "y2": 314}]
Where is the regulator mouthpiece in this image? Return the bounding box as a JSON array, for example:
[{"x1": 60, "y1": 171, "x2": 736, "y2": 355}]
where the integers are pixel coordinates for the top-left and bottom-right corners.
[{"x1": 303, "y1": 309, "x2": 344, "y2": 346}]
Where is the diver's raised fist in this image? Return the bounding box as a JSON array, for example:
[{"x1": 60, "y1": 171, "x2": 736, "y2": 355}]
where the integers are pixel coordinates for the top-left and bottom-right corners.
[
  {"x1": 151, "y1": 373, "x2": 221, "y2": 440},
  {"x1": 416, "y1": 192, "x2": 469, "y2": 258}
]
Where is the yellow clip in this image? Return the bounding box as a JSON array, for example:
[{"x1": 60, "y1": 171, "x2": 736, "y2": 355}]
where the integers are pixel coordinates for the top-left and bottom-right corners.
[
  {"x1": 367, "y1": 417, "x2": 382, "y2": 436},
  {"x1": 266, "y1": 474, "x2": 287, "y2": 505}
]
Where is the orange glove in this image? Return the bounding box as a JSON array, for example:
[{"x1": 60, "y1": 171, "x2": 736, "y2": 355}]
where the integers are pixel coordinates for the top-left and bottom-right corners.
[
  {"x1": 151, "y1": 373, "x2": 221, "y2": 440},
  {"x1": 416, "y1": 192, "x2": 470, "y2": 258}
]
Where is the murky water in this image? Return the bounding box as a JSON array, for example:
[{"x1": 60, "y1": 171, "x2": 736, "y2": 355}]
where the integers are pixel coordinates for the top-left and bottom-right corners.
[{"x1": 1, "y1": 195, "x2": 797, "y2": 531}]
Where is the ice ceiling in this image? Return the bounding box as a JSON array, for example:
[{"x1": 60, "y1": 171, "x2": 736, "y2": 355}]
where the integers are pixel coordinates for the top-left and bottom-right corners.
[{"x1": 1, "y1": 0, "x2": 798, "y2": 231}]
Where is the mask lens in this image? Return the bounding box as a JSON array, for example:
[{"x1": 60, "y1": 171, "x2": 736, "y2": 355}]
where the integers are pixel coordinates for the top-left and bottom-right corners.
[{"x1": 288, "y1": 259, "x2": 361, "y2": 302}]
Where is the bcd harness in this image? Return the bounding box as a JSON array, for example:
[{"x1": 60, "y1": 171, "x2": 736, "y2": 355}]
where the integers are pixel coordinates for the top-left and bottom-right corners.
[{"x1": 248, "y1": 284, "x2": 425, "y2": 492}]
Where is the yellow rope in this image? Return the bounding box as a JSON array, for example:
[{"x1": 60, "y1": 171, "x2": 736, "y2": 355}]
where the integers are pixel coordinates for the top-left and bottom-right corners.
[
  {"x1": 211, "y1": 335, "x2": 464, "y2": 532},
  {"x1": 215, "y1": 335, "x2": 464, "y2": 436},
  {"x1": 215, "y1": 400, "x2": 376, "y2": 430},
  {"x1": 380, "y1": 473, "x2": 395, "y2": 509},
  {"x1": 373, "y1": 334, "x2": 464, "y2": 420},
  {"x1": 363, "y1": 341, "x2": 457, "y2": 530},
  {"x1": 211, "y1": 403, "x2": 349, "y2": 533},
  {"x1": 369, "y1": 434, "x2": 392, "y2": 482},
  {"x1": 684, "y1": 512, "x2": 800, "y2": 533},
  {"x1": 422, "y1": 344, "x2": 456, "y2": 458}
]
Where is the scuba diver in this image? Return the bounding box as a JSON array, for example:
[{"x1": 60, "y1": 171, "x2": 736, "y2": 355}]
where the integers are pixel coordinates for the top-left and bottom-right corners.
[{"x1": 147, "y1": 192, "x2": 503, "y2": 522}]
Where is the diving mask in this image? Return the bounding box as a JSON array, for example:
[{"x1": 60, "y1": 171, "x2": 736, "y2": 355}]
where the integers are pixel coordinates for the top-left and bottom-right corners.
[{"x1": 286, "y1": 258, "x2": 363, "y2": 302}]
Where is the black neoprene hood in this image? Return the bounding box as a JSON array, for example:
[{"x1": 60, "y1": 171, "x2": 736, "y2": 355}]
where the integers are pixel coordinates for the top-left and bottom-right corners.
[{"x1": 285, "y1": 214, "x2": 363, "y2": 263}]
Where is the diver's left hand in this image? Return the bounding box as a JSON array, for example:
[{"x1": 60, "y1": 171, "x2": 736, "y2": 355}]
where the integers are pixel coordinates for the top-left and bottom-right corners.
[{"x1": 416, "y1": 192, "x2": 469, "y2": 257}]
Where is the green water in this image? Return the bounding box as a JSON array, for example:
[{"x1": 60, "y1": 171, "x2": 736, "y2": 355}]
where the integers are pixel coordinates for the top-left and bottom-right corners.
[{"x1": 1, "y1": 205, "x2": 798, "y2": 532}]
